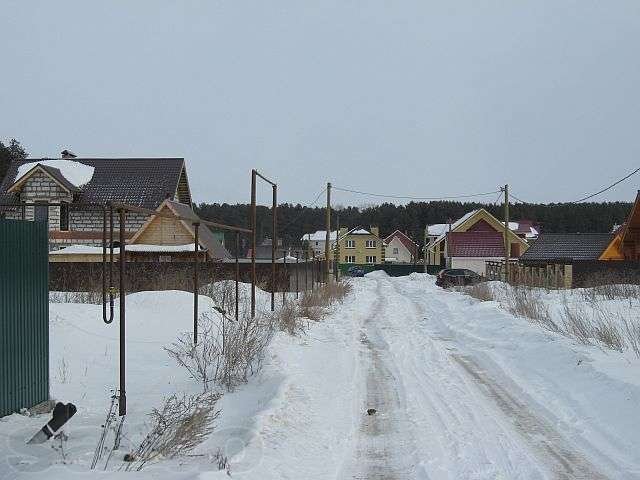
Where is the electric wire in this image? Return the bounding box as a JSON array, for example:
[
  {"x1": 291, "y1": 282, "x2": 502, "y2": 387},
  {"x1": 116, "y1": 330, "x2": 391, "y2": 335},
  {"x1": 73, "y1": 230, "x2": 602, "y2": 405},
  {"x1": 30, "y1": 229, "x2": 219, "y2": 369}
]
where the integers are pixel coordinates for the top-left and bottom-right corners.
[
  {"x1": 509, "y1": 192, "x2": 529, "y2": 204},
  {"x1": 279, "y1": 187, "x2": 327, "y2": 233},
  {"x1": 332, "y1": 185, "x2": 501, "y2": 201},
  {"x1": 573, "y1": 166, "x2": 640, "y2": 203}
]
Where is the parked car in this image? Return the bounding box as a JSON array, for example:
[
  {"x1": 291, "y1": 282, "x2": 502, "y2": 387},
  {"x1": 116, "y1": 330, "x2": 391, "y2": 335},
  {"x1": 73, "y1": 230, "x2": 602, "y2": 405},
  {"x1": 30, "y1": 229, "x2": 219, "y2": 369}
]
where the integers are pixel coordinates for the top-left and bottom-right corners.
[
  {"x1": 346, "y1": 266, "x2": 366, "y2": 277},
  {"x1": 435, "y1": 268, "x2": 483, "y2": 288}
]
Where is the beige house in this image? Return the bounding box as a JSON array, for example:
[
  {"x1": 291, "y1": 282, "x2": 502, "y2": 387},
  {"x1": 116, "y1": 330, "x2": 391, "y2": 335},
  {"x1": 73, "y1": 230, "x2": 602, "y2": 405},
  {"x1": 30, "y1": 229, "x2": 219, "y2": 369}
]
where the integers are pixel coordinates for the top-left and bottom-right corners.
[
  {"x1": 334, "y1": 226, "x2": 385, "y2": 265},
  {"x1": 49, "y1": 199, "x2": 229, "y2": 262}
]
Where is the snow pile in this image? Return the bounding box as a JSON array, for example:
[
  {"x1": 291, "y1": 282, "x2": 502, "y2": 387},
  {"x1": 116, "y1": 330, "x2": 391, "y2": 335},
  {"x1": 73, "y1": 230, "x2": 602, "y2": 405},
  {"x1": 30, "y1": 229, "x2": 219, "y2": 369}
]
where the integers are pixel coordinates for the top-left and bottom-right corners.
[{"x1": 15, "y1": 160, "x2": 95, "y2": 187}]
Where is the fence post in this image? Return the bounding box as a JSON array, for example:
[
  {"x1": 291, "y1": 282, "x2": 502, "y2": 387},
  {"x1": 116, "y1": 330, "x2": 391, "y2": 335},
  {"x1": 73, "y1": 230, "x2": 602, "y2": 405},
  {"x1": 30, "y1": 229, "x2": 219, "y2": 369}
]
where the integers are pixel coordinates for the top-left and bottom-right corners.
[{"x1": 563, "y1": 264, "x2": 573, "y2": 289}]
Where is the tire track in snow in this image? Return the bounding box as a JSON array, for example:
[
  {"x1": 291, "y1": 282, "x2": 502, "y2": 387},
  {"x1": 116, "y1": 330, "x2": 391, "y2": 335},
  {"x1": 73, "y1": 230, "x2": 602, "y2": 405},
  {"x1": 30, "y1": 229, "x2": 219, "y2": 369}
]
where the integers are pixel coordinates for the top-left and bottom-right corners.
[
  {"x1": 393, "y1": 275, "x2": 610, "y2": 480},
  {"x1": 345, "y1": 278, "x2": 418, "y2": 479}
]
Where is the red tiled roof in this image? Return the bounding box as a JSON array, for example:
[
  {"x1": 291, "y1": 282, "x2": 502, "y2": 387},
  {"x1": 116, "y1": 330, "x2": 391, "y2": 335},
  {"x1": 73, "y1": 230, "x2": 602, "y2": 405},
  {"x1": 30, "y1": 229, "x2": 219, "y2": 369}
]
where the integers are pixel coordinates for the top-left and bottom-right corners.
[
  {"x1": 384, "y1": 230, "x2": 417, "y2": 257},
  {"x1": 448, "y1": 231, "x2": 505, "y2": 257}
]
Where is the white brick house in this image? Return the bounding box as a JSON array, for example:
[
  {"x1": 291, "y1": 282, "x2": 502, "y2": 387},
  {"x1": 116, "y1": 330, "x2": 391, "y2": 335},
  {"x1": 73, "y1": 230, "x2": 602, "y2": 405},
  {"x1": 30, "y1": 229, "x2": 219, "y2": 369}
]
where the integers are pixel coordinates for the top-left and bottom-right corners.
[{"x1": 0, "y1": 151, "x2": 193, "y2": 250}]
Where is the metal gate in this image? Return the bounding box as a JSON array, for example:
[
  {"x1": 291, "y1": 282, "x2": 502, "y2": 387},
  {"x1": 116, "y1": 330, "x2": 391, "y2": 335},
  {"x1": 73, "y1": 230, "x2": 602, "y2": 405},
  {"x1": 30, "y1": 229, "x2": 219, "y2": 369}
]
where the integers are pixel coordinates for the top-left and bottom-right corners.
[{"x1": 0, "y1": 219, "x2": 49, "y2": 417}]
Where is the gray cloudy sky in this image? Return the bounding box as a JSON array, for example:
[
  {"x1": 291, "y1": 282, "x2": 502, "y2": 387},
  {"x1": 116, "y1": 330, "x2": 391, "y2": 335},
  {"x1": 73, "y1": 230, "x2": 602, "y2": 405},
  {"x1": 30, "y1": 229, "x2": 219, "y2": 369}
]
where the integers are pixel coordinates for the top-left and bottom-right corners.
[{"x1": 2, "y1": 1, "x2": 639, "y2": 206}]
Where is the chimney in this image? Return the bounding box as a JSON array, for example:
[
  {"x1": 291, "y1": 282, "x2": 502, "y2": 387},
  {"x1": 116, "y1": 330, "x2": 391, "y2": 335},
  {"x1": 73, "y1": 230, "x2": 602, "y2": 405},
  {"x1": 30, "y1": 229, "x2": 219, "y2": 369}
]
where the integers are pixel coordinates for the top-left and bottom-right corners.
[
  {"x1": 61, "y1": 149, "x2": 77, "y2": 159},
  {"x1": 370, "y1": 226, "x2": 379, "y2": 237}
]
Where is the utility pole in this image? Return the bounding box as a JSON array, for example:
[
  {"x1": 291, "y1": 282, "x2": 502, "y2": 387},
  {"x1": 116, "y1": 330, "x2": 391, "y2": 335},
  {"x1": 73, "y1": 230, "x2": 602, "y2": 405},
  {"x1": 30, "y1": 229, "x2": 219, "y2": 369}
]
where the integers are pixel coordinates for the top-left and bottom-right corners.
[
  {"x1": 423, "y1": 226, "x2": 428, "y2": 273},
  {"x1": 503, "y1": 184, "x2": 510, "y2": 280},
  {"x1": 271, "y1": 184, "x2": 277, "y2": 312},
  {"x1": 250, "y1": 170, "x2": 256, "y2": 318},
  {"x1": 325, "y1": 182, "x2": 331, "y2": 282},
  {"x1": 334, "y1": 213, "x2": 340, "y2": 281}
]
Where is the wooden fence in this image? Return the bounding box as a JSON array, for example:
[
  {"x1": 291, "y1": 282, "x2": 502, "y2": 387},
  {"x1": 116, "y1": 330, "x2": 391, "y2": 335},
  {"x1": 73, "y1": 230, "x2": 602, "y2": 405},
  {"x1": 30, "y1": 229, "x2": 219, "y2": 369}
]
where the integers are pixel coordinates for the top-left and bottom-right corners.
[{"x1": 486, "y1": 261, "x2": 572, "y2": 289}]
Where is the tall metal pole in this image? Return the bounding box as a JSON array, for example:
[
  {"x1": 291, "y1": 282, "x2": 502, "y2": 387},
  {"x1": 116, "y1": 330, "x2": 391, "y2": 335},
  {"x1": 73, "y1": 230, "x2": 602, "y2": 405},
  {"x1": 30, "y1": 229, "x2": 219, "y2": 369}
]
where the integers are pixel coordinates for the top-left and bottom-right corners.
[
  {"x1": 295, "y1": 253, "x2": 299, "y2": 299},
  {"x1": 118, "y1": 209, "x2": 127, "y2": 416},
  {"x1": 503, "y1": 184, "x2": 510, "y2": 280},
  {"x1": 334, "y1": 214, "x2": 340, "y2": 281},
  {"x1": 423, "y1": 226, "x2": 428, "y2": 273},
  {"x1": 251, "y1": 170, "x2": 257, "y2": 318},
  {"x1": 282, "y1": 249, "x2": 287, "y2": 305},
  {"x1": 193, "y1": 222, "x2": 199, "y2": 345},
  {"x1": 325, "y1": 182, "x2": 331, "y2": 282},
  {"x1": 271, "y1": 184, "x2": 277, "y2": 311},
  {"x1": 235, "y1": 232, "x2": 239, "y2": 322},
  {"x1": 305, "y1": 250, "x2": 309, "y2": 291}
]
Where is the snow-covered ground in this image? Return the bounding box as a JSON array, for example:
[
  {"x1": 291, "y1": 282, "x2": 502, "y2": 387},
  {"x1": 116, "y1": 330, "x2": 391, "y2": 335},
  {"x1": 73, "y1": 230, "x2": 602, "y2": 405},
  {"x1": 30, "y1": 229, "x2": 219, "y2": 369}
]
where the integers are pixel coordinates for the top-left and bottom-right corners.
[{"x1": 2, "y1": 274, "x2": 640, "y2": 479}]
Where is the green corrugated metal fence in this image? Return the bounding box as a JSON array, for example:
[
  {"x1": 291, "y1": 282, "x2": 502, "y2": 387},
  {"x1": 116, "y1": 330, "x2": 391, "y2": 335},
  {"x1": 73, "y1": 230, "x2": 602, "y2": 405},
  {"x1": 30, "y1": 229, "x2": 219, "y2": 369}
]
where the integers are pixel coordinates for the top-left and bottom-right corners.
[{"x1": 1, "y1": 219, "x2": 49, "y2": 417}]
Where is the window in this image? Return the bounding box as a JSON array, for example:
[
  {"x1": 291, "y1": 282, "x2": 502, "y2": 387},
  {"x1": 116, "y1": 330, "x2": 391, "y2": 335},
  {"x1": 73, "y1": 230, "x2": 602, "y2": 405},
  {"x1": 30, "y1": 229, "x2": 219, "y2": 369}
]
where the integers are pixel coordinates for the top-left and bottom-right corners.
[
  {"x1": 346, "y1": 239, "x2": 355, "y2": 248},
  {"x1": 315, "y1": 241, "x2": 319, "y2": 246},
  {"x1": 365, "y1": 255, "x2": 377, "y2": 264},
  {"x1": 60, "y1": 203, "x2": 69, "y2": 231},
  {"x1": 344, "y1": 255, "x2": 356, "y2": 263},
  {"x1": 365, "y1": 240, "x2": 376, "y2": 248},
  {"x1": 393, "y1": 247, "x2": 399, "y2": 254}
]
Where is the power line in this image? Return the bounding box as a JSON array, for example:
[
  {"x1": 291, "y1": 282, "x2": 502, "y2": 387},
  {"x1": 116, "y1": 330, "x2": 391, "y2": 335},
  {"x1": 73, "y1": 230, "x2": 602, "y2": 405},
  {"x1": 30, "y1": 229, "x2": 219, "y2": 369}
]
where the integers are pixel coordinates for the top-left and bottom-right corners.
[
  {"x1": 279, "y1": 187, "x2": 326, "y2": 232},
  {"x1": 332, "y1": 185, "x2": 501, "y2": 201},
  {"x1": 509, "y1": 192, "x2": 529, "y2": 204},
  {"x1": 573, "y1": 166, "x2": 640, "y2": 203}
]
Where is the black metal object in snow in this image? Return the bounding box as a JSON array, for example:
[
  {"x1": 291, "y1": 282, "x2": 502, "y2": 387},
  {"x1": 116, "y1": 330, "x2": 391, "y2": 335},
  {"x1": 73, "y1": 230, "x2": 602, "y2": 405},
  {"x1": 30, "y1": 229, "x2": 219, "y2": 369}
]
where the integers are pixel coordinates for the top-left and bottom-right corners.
[{"x1": 27, "y1": 402, "x2": 77, "y2": 444}]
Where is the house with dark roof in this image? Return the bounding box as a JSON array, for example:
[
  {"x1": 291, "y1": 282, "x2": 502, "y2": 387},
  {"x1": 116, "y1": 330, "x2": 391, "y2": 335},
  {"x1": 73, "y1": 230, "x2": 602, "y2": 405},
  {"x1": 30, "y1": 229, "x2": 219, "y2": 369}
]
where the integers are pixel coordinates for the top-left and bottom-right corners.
[
  {"x1": 426, "y1": 209, "x2": 529, "y2": 274},
  {"x1": 0, "y1": 150, "x2": 226, "y2": 259},
  {"x1": 384, "y1": 230, "x2": 418, "y2": 263},
  {"x1": 520, "y1": 233, "x2": 614, "y2": 263}
]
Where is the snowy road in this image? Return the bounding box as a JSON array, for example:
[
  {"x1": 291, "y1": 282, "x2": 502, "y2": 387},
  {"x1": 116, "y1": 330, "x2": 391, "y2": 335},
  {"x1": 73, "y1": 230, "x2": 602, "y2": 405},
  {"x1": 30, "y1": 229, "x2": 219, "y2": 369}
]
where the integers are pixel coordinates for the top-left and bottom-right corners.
[
  {"x1": 3, "y1": 275, "x2": 639, "y2": 480},
  {"x1": 340, "y1": 273, "x2": 617, "y2": 479}
]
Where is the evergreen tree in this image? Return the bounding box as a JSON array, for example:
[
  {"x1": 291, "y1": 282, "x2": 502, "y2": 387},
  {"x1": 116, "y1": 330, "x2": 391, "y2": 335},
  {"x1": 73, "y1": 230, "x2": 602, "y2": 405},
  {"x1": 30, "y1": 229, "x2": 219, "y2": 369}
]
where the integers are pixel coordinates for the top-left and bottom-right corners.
[{"x1": 0, "y1": 139, "x2": 28, "y2": 182}]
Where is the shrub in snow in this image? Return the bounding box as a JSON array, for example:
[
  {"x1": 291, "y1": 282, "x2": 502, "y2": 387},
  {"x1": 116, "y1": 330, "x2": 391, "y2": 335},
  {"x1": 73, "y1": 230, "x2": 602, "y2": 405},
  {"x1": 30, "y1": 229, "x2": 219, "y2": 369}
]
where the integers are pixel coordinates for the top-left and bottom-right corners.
[
  {"x1": 125, "y1": 392, "x2": 221, "y2": 471},
  {"x1": 165, "y1": 310, "x2": 272, "y2": 392}
]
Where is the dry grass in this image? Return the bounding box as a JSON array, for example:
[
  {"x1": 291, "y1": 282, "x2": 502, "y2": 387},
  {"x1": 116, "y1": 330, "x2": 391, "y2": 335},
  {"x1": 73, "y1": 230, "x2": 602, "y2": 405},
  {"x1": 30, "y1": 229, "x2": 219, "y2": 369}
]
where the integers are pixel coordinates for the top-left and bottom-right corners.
[
  {"x1": 497, "y1": 283, "x2": 640, "y2": 356},
  {"x1": 125, "y1": 392, "x2": 221, "y2": 471},
  {"x1": 464, "y1": 283, "x2": 495, "y2": 302},
  {"x1": 271, "y1": 280, "x2": 353, "y2": 332},
  {"x1": 507, "y1": 286, "x2": 560, "y2": 333},
  {"x1": 49, "y1": 291, "x2": 104, "y2": 304}
]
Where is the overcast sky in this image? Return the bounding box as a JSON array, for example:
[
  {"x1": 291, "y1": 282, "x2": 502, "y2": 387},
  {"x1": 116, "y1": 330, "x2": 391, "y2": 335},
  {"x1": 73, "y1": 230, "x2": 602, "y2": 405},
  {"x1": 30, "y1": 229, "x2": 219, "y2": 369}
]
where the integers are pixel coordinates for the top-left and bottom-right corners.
[{"x1": 2, "y1": 1, "x2": 639, "y2": 206}]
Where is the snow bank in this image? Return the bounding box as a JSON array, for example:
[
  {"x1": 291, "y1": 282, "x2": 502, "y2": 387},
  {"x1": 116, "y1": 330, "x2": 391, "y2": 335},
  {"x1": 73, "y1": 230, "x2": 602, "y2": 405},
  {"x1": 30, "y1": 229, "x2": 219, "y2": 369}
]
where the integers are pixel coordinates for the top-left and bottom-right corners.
[{"x1": 15, "y1": 160, "x2": 95, "y2": 187}]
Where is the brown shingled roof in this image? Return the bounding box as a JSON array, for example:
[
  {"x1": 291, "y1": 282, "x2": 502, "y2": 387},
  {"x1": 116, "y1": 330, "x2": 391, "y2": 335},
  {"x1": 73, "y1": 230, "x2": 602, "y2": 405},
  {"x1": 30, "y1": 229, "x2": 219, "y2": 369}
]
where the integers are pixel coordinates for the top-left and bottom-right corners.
[{"x1": 0, "y1": 158, "x2": 189, "y2": 208}]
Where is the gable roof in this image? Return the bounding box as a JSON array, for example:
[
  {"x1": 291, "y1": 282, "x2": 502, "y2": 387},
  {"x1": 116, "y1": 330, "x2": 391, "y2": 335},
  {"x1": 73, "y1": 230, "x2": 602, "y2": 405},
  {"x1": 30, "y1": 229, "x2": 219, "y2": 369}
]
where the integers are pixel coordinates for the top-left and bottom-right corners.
[
  {"x1": 428, "y1": 217, "x2": 539, "y2": 239},
  {"x1": 338, "y1": 226, "x2": 380, "y2": 241},
  {"x1": 448, "y1": 231, "x2": 505, "y2": 257},
  {"x1": 130, "y1": 199, "x2": 231, "y2": 260},
  {"x1": 0, "y1": 158, "x2": 190, "y2": 208},
  {"x1": 8, "y1": 163, "x2": 81, "y2": 194},
  {"x1": 520, "y1": 233, "x2": 613, "y2": 262},
  {"x1": 430, "y1": 209, "x2": 527, "y2": 248},
  {"x1": 384, "y1": 230, "x2": 418, "y2": 256}
]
